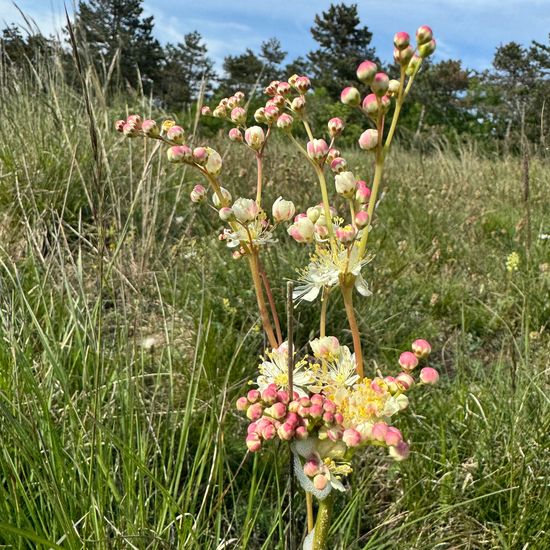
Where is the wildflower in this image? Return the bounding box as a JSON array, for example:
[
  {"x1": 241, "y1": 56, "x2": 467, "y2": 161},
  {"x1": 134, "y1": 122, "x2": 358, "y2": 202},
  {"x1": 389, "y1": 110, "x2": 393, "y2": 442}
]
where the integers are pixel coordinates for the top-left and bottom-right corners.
[
  {"x1": 288, "y1": 217, "x2": 315, "y2": 243},
  {"x1": 420, "y1": 367, "x2": 439, "y2": 384},
  {"x1": 212, "y1": 187, "x2": 232, "y2": 208},
  {"x1": 245, "y1": 126, "x2": 265, "y2": 150},
  {"x1": 232, "y1": 198, "x2": 259, "y2": 223},
  {"x1": 328, "y1": 117, "x2": 345, "y2": 138},
  {"x1": 190, "y1": 184, "x2": 206, "y2": 203},
  {"x1": 307, "y1": 139, "x2": 329, "y2": 161},
  {"x1": 506, "y1": 252, "x2": 520, "y2": 272},
  {"x1": 340, "y1": 86, "x2": 361, "y2": 107},
  {"x1": 371, "y1": 73, "x2": 389, "y2": 97},
  {"x1": 416, "y1": 25, "x2": 433, "y2": 45},
  {"x1": 167, "y1": 125, "x2": 185, "y2": 144},
  {"x1": 272, "y1": 197, "x2": 295, "y2": 222},
  {"x1": 356, "y1": 60, "x2": 377, "y2": 84},
  {"x1": 358, "y1": 129, "x2": 379, "y2": 151},
  {"x1": 229, "y1": 128, "x2": 243, "y2": 142},
  {"x1": 334, "y1": 171, "x2": 356, "y2": 197},
  {"x1": 394, "y1": 32, "x2": 410, "y2": 50}
]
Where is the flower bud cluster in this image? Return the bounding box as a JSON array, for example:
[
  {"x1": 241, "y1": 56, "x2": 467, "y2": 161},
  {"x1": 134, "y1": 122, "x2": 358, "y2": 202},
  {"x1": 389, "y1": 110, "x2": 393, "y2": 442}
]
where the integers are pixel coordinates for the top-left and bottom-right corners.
[{"x1": 398, "y1": 339, "x2": 439, "y2": 384}]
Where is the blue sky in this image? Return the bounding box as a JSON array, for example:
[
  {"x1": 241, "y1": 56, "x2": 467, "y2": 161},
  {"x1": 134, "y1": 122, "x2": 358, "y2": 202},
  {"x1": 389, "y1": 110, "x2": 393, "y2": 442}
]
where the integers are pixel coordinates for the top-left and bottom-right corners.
[{"x1": 2, "y1": 0, "x2": 549, "y2": 71}]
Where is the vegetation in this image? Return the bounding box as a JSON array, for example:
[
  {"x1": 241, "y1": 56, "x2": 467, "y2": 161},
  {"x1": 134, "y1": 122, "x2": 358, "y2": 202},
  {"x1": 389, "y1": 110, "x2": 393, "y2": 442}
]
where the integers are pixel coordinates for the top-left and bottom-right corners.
[{"x1": 0, "y1": 17, "x2": 549, "y2": 544}]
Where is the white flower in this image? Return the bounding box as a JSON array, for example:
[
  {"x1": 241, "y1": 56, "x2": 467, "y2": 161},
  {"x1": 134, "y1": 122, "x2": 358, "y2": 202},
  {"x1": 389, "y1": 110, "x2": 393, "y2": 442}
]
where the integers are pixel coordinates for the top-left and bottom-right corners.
[
  {"x1": 310, "y1": 344, "x2": 359, "y2": 390},
  {"x1": 225, "y1": 217, "x2": 277, "y2": 248},
  {"x1": 293, "y1": 245, "x2": 372, "y2": 303},
  {"x1": 256, "y1": 342, "x2": 314, "y2": 396}
]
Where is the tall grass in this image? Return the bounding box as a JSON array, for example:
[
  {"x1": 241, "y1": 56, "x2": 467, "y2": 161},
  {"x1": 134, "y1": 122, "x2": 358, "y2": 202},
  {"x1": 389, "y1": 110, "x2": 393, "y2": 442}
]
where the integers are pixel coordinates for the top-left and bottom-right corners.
[{"x1": 0, "y1": 38, "x2": 549, "y2": 549}]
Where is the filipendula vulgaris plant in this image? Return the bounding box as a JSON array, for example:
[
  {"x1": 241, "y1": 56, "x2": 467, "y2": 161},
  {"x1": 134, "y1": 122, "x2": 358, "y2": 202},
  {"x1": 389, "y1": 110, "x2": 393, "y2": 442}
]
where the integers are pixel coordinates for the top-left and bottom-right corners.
[{"x1": 117, "y1": 26, "x2": 439, "y2": 550}]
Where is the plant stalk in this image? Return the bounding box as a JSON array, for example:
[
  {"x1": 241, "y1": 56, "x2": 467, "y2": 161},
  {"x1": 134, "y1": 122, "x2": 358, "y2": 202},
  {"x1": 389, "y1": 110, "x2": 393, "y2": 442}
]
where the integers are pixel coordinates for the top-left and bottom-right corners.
[
  {"x1": 312, "y1": 495, "x2": 333, "y2": 550},
  {"x1": 341, "y1": 281, "x2": 364, "y2": 378}
]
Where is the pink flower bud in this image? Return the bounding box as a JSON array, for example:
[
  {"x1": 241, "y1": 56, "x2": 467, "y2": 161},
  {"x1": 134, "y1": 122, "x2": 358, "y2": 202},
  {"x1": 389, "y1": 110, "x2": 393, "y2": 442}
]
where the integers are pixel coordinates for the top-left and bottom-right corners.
[
  {"x1": 190, "y1": 184, "x2": 207, "y2": 203},
  {"x1": 355, "y1": 211, "x2": 369, "y2": 228},
  {"x1": 270, "y1": 94, "x2": 285, "y2": 108},
  {"x1": 295, "y1": 426, "x2": 308, "y2": 440},
  {"x1": 278, "y1": 422, "x2": 295, "y2": 441},
  {"x1": 264, "y1": 104, "x2": 280, "y2": 123},
  {"x1": 327, "y1": 427, "x2": 343, "y2": 441},
  {"x1": 389, "y1": 440, "x2": 410, "y2": 461},
  {"x1": 416, "y1": 25, "x2": 433, "y2": 45},
  {"x1": 356, "y1": 182, "x2": 371, "y2": 204},
  {"x1": 418, "y1": 39, "x2": 436, "y2": 58},
  {"x1": 343, "y1": 428, "x2": 362, "y2": 447},
  {"x1": 372, "y1": 422, "x2": 388, "y2": 442},
  {"x1": 277, "y1": 81, "x2": 291, "y2": 96},
  {"x1": 230, "y1": 107, "x2": 246, "y2": 125},
  {"x1": 327, "y1": 147, "x2": 340, "y2": 163},
  {"x1": 322, "y1": 411, "x2": 334, "y2": 424},
  {"x1": 219, "y1": 207, "x2": 234, "y2": 221},
  {"x1": 291, "y1": 96, "x2": 306, "y2": 113},
  {"x1": 406, "y1": 54, "x2": 423, "y2": 76},
  {"x1": 115, "y1": 119, "x2": 126, "y2": 132},
  {"x1": 167, "y1": 125, "x2": 185, "y2": 144},
  {"x1": 394, "y1": 45, "x2": 414, "y2": 67},
  {"x1": 167, "y1": 145, "x2": 192, "y2": 163},
  {"x1": 246, "y1": 433, "x2": 262, "y2": 452},
  {"x1": 232, "y1": 197, "x2": 258, "y2": 223},
  {"x1": 330, "y1": 157, "x2": 347, "y2": 174},
  {"x1": 245, "y1": 126, "x2": 265, "y2": 151},
  {"x1": 288, "y1": 74, "x2": 299, "y2": 86},
  {"x1": 371, "y1": 72, "x2": 389, "y2": 97},
  {"x1": 362, "y1": 93, "x2": 379, "y2": 119},
  {"x1": 200, "y1": 106, "x2": 212, "y2": 116},
  {"x1": 193, "y1": 146, "x2": 209, "y2": 165},
  {"x1": 254, "y1": 108, "x2": 267, "y2": 124},
  {"x1": 246, "y1": 403, "x2": 263, "y2": 421},
  {"x1": 310, "y1": 336, "x2": 340, "y2": 358},
  {"x1": 272, "y1": 197, "x2": 295, "y2": 222},
  {"x1": 264, "y1": 80, "x2": 279, "y2": 96},
  {"x1": 334, "y1": 171, "x2": 356, "y2": 196},
  {"x1": 247, "y1": 422, "x2": 258, "y2": 434},
  {"x1": 213, "y1": 106, "x2": 227, "y2": 119},
  {"x1": 306, "y1": 206, "x2": 321, "y2": 223},
  {"x1": 266, "y1": 402, "x2": 287, "y2": 420},
  {"x1": 385, "y1": 427, "x2": 403, "y2": 447},
  {"x1": 309, "y1": 404, "x2": 323, "y2": 419},
  {"x1": 313, "y1": 474, "x2": 328, "y2": 490},
  {"x1": 285, "y1": 412, "x2": 299, "y2": 427},
  {"x1": 141, "y1": 119, "x2": 159, "y2": 138},
  {"x1": 328, "y1": 117, "x2": 345, "y2": 138},
  {"x1": 276, "y1": 113, "x2": 294, "y2": 130},
  {"x1": 228, "y1": 128, "x2": 243, "y2": 142},
  {"x1": 323, "y1": 400, "x2": 336, "y2": 413},
  {"x1": 236, "y1": 396, "x2": 249, "y2": 411},
  {"x1": 303, "y1": 459, "x2": 320, "y2": 477},
  {"x1": 247, "y1": 389, "x2": 260, "y2": 403},
  {"x1": 396, "y1": 372, "x2": 415, "y2": 390},
  {"x1": 261, "y1": 384, "x2": 278, "y2": 404},
  {"x1": 288, "y1": 217, "x2": 314, "y2": 243},
  {"x1": 358, "y1": 129, "x2": 378, "y2": 151},
  {"x1": 394, "y1": 31, "x2": 410, "y2": 50},
  {"x1": 306, "y1": 138, "x2": 329, "y2": 161},
  {"x1": 295, "y1": 75, "x2": 311, "y2": 93},
  {"x1": 126, "y1": 114, "x2": 142, "y2": 129},
  {"x1": 340, "y1": 86, "x2": 361, "y2": 106},
  {"x1": 420, "y1": 367, "x2": 439, "y2": 385},
  {"x1": 334, "y1": 412, "x2": 344, "y2": 425},
  {"x1": 122, "y1": 122, "x2": 139, "y2": 137},
  {"x1": 399, "y1": 351, "x2": 419, "y2": 371},
  {"x1": 412, "y1": 339, "x2": 431, "y2": 358},
  {"x1": 357, "y1": 60, "x2": 378, "y2": 84}
]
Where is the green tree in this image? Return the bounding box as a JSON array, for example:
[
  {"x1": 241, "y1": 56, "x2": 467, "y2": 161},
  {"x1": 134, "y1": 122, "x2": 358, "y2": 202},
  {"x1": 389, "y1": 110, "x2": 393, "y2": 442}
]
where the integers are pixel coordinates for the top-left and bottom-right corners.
[
  {"x1": 307, "y1": 3, "x2": 377, "y2": 97},
  {"x1": 160, "y1": 32, "x2": 216, "y2": 111},
  {"x1": 74, "y1": 0, "x2": 164, "y2": 92}
]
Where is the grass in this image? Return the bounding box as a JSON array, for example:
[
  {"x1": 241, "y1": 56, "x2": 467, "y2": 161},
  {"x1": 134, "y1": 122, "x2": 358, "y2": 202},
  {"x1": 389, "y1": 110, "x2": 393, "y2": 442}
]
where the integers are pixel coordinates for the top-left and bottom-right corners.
[{"x1": 0, "y1": 49, "x2": 549, "y2": 549}]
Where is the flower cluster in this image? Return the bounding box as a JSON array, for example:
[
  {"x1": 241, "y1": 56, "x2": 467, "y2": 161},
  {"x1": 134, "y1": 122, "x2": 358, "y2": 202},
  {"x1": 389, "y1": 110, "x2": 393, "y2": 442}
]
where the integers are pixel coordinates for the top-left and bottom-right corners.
[{"x1": 236, "y1": 337, "x2": 438, "y2": 497}]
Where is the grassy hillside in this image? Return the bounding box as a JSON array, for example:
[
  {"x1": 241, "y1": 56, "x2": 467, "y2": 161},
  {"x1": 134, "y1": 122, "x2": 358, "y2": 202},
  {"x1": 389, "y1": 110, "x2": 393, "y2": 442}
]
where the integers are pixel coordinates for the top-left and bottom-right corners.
[{"x1": 0, "y1": 60, "x2": 549, "y2": 549}]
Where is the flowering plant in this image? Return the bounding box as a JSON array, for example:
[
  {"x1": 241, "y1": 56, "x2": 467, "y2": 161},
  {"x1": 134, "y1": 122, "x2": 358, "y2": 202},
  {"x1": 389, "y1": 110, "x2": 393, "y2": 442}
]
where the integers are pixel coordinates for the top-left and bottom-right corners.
[{"x1": 117, "y1": 26, "x2": 439, "y2": 550}]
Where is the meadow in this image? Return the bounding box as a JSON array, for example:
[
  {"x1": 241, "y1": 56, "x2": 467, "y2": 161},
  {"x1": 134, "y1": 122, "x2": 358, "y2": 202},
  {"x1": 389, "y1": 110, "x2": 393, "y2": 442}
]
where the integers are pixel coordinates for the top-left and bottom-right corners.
[{"x1": 0, "y1": 55, "x2": 549, "y2": 549}]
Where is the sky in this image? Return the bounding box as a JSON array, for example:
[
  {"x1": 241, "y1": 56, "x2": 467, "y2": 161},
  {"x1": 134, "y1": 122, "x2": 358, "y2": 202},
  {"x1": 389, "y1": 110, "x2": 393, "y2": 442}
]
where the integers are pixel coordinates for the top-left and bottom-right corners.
[{"x1": 2, "y1": 0, "x2": 549, "y2": 72}]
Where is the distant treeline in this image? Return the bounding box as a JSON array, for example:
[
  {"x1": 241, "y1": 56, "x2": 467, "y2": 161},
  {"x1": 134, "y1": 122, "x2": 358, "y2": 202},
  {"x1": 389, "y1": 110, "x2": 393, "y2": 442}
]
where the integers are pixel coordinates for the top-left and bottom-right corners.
[{"x1": 1, "y1": 1, "x2": 549, "y2": 149}]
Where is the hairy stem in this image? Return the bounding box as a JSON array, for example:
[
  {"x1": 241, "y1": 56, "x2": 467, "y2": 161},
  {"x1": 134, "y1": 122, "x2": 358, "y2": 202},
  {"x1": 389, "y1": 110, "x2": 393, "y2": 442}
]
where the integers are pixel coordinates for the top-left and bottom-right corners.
[
  {"x1": 312, "y1": 495, "x2": 333, "y2": 550},
  {"x1": 341, "y1": 281, "x2": 364, "y2": 378}
]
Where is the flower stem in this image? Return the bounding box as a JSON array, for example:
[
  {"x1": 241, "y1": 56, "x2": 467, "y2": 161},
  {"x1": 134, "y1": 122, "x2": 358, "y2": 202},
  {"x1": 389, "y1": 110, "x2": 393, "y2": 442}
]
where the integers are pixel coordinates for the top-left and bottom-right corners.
[
  {"x1": 314, "y1": 165, "x2": 338, "y2": 254},
  {"x1": 312, "y1": 495, "x2": 333, "y2": 550},
  {"x1": 249, "y1": 250, "x2": 278, "y2": 349},
  {"x1": 306, "y1": 493, "x2": 314, "y2": 533},
  {"x1": 259, "y1": 260, "x2": 283, "y2": 346},
  {"x1": 320, "y1": 288, "x2": 329, "y2": 338},
  {"x1": 255, "y1": 153, "x2": 263, "y2": 206},
  {"x1": 341, "y1": 281, "x2": 364, "y2": 379}
]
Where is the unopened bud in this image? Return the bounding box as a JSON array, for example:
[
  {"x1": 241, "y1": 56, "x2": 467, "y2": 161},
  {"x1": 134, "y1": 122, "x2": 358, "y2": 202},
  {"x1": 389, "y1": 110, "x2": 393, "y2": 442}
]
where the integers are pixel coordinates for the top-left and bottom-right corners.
[
  {"x1": 295, "y1": 75, "x2": 311, "y2": 93},
  {"x1": 307, "y1": 138, "x2": 329, "y2": 161},
  {"x1": 420, "y1": 367, "x2": 439, "y2": 384},
  {"x1": 167, "y1": 125, "x2": 185, "y2": 144},
  {"x1": 232, "y1": 197, "x2": 259, "y2": 223},
  {"x1": 246, "y1": 403, "x2": 263, "y2": 421},
  {"x1": 394, "y1": 45, "x2": 414, "y2": 67},
  {"x1": 272, "y1": 197, "x2": 295, "y2": 222},
  {"x1": 399, "y1": 351, "x2": 419, "y2": 371},
  {"x1": 385, "y1": 426, "x2": 403, "y2": 446},
  {"x1": 336, "y1": 224, "x2": 357, "y2": 243},
  {"x1": 264, "y1": 80, "x2": 279, "y2": 96},
  {"x1": 340, "y1": 86, "x2": 361, "y2": 107},
  {"x1": 389, "y1": 440, "x2": 410, "y2": 461},
  {"x1": 362, "y1": 93, "x2": 379, "y2": 119},
  {"x1": 228, "y1": 128, "x2": 243, "y2": 142},
  {"x1": 396, "y1": 372, "x2": 415, "y2": 390},
  {"x1": 205, "y1": 147, "x2": 222, "y2": 175},
  {"x1": 254, "y1": 108, "x2": 267, "y2": 124},
  {"x1": 230, "y1": 107, "x2": 247, "y2": 125},
  {"x1": 291, "y1": 96, "x2": 306, "y2": 113},
  {"x1": 355, "y1": 182, "x2": 371, "y2": 204},
  {"x1": 193, "y1": 146, "x2": 209, "y2": 165},
  {"x1": 416, "y1": 25, "x2": 433, "y2": 45},
  {"x1": 355, "y1": 210, "x2": 369, "y2": 228},
  {"x1": 394, "y1": 31, "x2": 410, "y2": 50},
  {"x1": 412, "y1": 338, "x2": 431, "y2": 358},
  {"x1": 371, "y1": 72, "x2": 389, "y2": 97},
  {"x1": 277, "y1": 113, "x2": 294, "y2": 130},
  {"x1": 303, "y1": 459, "x2": 320, "y2": 477},
  {"x1": 200, "y1": 106, "x2": 212, "y2": 116},
  {"x1": 307, "y1": 206, "x2": 321, "y2": 223},
  {"x1": 356, "y1": 60, "x2": 377, "y2": 84},
  {"x1": 115, "y1": 119, "x2": 126, "y2": 132},
  {"x1": 343, "y1": 428, "x2": 362, "y2": 447},
  {"x1": 406, "y1": 54, "x2": 423, "y2": 76},
  {"x1": 190, "y1": 184, "x2": 207, "y2": 203},
  {"x1": 213, "y1": 106, "x2": 227, "y2": 119},
  {"x1": 142, "y1": 119, "x2": 159, "y2": 138},
  {"x1": 313, "y1": 474, "x2": 328, "y2": 490},
  {"x1": 167, "y1": 145, "x2": 191, "y2": 163},
  {"x1": 288, "y1": 217, "x2": 315, "y2": 243},
  {"x1": 371, "y1": 422, "x2": 388, "y2": 442},
  {"x1": 264, "y1": 104, "x2": 280, "y2": 123},
  {"x1": 418, "y1": 39, "x2": 436, "y2": 58},
  {"x1": 327, "y1": 147, "x2": 340, "y2": 163},
  {"x1": 328, "y1": 117, "x2": 345, "y2": 137},
  {"x1": 277, "y1": 81, "x2": 291, "y2": 96},
  {"x1": 358, "y1": 129, "x2": 378, "y2": 151},
  {"x1": 246, "y1": 433, "x2": 262, "y2": 452},
  {"x1": 212, "y1": 187, "x2": 232, "y2": 208},
  {"x1": 334, "y1": 171, "x2": 356, "y2": 196},
  {"x1": 236, "y1": 396, "x2": 249, "y2": 411},
  {"x1": 330, "y1": 157, "x2": 347, "y2": 173},
  {"x1": 245, "y1": 126, "x2": 265, "y2": 151},
  {"x1": 218, "y1": 207, "x2": 234, "y2": 221}
]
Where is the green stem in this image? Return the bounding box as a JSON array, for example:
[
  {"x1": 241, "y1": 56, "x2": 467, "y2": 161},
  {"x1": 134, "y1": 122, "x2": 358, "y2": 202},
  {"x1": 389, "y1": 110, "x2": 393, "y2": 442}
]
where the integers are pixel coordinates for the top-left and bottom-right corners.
[
  {"x1": 312, "y1": 495, "x2": 333, "y2": 550},
  {"x1": 255, "y1": 153, "x2": 263, "y2": 205},
  {"x1": 314, "y1": 165, "x2": 337, "y2": 254}
]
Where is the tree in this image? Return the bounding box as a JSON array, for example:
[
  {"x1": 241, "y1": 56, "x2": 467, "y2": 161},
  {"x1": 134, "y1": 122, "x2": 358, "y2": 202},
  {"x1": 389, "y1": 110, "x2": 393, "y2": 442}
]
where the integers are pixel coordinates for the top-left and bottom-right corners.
[
  {"x1": 73, "y1": 0, "x2": 164, "y2": 92},
  {"x1": 218, "y1": 38, "x2": 286, "y2": 96},
  {"x1": 160, "y1": 32, "x2": 215, "y2": 111},
  {"x1": 307, "y1": 3, "x2": 377, "y2": 97}
]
